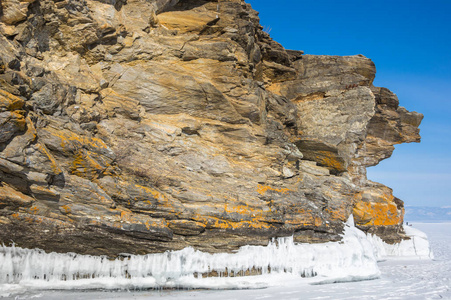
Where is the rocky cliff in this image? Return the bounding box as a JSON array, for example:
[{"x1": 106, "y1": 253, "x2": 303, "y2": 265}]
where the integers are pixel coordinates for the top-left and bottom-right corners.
[{"x1": 0, "y1": 0, "x2": 422, "y2": 256}]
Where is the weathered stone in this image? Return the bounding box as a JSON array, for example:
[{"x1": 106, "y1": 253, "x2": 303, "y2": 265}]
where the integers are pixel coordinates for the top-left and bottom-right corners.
[
  {"x1": 158, "y1": 10, "x2": 218, "y2": 34},
  {"x1": 0, "y1": 183, "x2": 34, "y2": 208},
  {"x1": 29, "y1": 184, "x2": 60, "y2": 201},
  {"x1": 298, "y1": 161, "x2": 330, "y2": 176},
  {"x1": 0, "y1": 89, "x2": 24, "y2": 108},
  {"x1": 0, "y1": 111, "x2": 26, "y2": 143},
  {"x1": 0, "y1": 0, "x2": 422, "y2": 256},
  {"x1": 168, "y1": 219, "x2": 206, "y2": 236},
  {"x1": 0, "y1": 0, "x2": 31, "y2": 25}
]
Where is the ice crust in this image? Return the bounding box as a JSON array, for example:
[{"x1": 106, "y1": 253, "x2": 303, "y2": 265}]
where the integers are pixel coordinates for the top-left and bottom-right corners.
[
  {"x1": 368, "y1": 225, "x2": 434, "y2": 260},
  {"x1": 0, "y1": 218, "x2": 433, "y2": 296}
]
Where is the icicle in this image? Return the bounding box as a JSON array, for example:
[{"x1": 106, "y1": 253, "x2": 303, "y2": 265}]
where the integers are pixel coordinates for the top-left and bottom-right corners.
[{"x1": 0, "y1": 225, "x2": 385, "y2": 294}]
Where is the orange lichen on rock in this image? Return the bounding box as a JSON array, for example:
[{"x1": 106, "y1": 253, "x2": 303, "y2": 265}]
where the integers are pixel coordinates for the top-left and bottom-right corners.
[
  {"x1": 285, "y1": 214, "x2": 317, "y2": 226},
  {"x1": 60, "y1": 205, "x2": 71, "y2": 214},
  {"x1": 353, "y1": 196, "x2": 401, "y2": 227},
  {"x1": 0, "y1": 184, "x2": 34, "y2": 208},
  {"x1": 26, "y1": 206, "x2": 40, "y2": 215},
  {"x1": 8, "y1": 111, "x2": 26, "y2": 130},
  {"x1": 322, "y1": 193, "x2": 357, "y2": 223},
  {"x1": 38, "y1": 127, "x2": 112, "y2": 179},
  {"x1": 35, "y1": 142, "x2": 62, "y2": 175},
  {"x1": 167, "y1": 219, "x2": 206, "y2": 236},
  {"x1": 41, "y1": 127, "x2": 110, "y2": 153},
  {"x1": 223, "y1": 201, "x2": 268, "y2": 216},
  {"x1": 9, "y1": 212, "x2": 43, "y2": 224},
  {"x1": 314, "y1": 151, "x2": 347, "y2": 173},
  {"x1": 285, "y1": 210, "x2": 323, "y2": 227},
  {"x1": 118, "y1": 209, "x2": 168, "y2": 231},
  {"x1": 193, "y1": 214, "x2": 273, "y2": 231},
  {"x1": 257, "y1": 185, "x2": 292, "y2": 195},
  {"x1": 70, "y1": 150, "x2": 107, "y2": 179},
  {"x1": 133, "y1": 184, "x2": 168, "y2": 202},
  {"x1": 323, "y1": 206, "x2": 347, "y2": 221},
  {"x1": 131, "y1": 184, "x2": 182, "y2": 216},
  {"x1": 120, "y1": 210, "x2": 133, "y2": 222},
  {"x1": 0, "y1": 89, "x2": 25, "y2": 110}
]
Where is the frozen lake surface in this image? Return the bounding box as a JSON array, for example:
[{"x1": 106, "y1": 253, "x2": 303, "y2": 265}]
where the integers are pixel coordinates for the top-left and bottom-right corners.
[{"x1": 4, "y1": 223, "x2": 450, "y2": 300}]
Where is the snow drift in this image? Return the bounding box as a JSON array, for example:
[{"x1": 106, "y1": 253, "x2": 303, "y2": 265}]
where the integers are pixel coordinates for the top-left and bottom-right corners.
[{"x1": 368, "y1": 225, "x2": 434, "y2": 260}]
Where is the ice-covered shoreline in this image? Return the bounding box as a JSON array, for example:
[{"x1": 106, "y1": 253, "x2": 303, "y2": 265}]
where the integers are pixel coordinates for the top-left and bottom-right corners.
[{"x1": 0, "y1": 218, "x2": 433, "y2": 297}]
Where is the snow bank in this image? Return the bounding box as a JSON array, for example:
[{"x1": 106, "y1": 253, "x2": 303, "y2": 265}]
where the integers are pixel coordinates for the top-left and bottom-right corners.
[
  {"x1": 0, "y1": 220, "x2": 379, "y2": 296},
  {"x1": 367, "y1": 225, "x2": 434, "y2": 260}
]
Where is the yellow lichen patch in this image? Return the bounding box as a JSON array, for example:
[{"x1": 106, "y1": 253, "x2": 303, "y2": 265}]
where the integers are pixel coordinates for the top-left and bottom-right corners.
[
  {"x1": 284, "y1": 209, "x2": 322, "y2": 227},
  {"x1": 0, "y1": 89, "x2": 25, "y2": 110},
  {"x1": 168, "y1": 219, "x2": 206, "y2": 230},
  {"x1": 133, "y1": 184, "x2": 167, "y2": 202},
  {"x1": 314, "y1": 216, "x2": 323, "y2": 227},
  {"x1": 38, "y1": 127, "x2": 111, "y2": 179},
  {"x1": 120, "y1": 210, "x2": 132, "y2": 222},
  {"x1": 113, "y1": 209, "x2": 169, "y2": 231},
  {"x1": 183, "y1": 193, "x2": 279, "y2": 230},
  {"x1": 44, "y1": 127, "x2": 109, "y2": 153},
  {"x1": 70, "y1": 150, "x2": 108, "y2": 179},
  {"x1": 144, "y1": 219, "x2": 168, "y2": 231},
  {"x1": 323, "y1": 206, "x2": 348, "y2": 223},
  {"x1": 352, "y1": 186, "x2": 403, "y2": 227},
  {"x1": 0, "y1": 184, "x2": 34, "y2": 207},
  {"x1": 257, "y1": 185, "x2": 292, "y2": 195},
  {"x1": 223, "y1": 202, "x2": 266, "y2": 217},
  {"x1": 9, "y1": 212, "x2": 43, "y2": 224},
  {"x1": 233, "y1": 220, "x2": 272, "y2": 230},
  {"x1": 26, "y1": 206, "x2": 40, "y2": 215},
  {"x1": 132, "y1": 184, "x2": 181, "y2": 215},
  {"x1": 314, "y1": 151, "x2": 347, "y2": 172},
  {"x1": 195, "y1": 214, "x2": 273, "y2": 231},
  {"x1": 36, "y1": 142, "x2": 62, "y2": 175},
  {"x1": 353, "y1": 201, "x2": 401, "y2": 226},
  {"x1": 60, "y1": 205, "x2": 71, "y2": 215},
  {"x1": 9, "y1": 111, "x2": 27, "y2": 130}
]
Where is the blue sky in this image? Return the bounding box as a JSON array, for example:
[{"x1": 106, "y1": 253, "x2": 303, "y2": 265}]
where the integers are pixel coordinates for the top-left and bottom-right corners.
[{"x1": 247, "y1": 0, "x2": 451, "y2": 207}]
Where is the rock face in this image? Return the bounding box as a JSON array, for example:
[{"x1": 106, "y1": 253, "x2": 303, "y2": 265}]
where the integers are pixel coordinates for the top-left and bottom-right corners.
[{"x1": 0, "y1": 0, "x2": 422, "y2": 256}]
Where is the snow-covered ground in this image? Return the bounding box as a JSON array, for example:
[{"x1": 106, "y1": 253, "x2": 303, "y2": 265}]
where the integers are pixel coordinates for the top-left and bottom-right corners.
[{"x1": 1, "y1": 222, "x2": 449, "y2": 300}]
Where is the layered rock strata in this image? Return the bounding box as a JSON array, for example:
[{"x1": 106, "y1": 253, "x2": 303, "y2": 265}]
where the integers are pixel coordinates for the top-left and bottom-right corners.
[{"x1": 0, "y1": 0, "x2": 422, "y2": 256}]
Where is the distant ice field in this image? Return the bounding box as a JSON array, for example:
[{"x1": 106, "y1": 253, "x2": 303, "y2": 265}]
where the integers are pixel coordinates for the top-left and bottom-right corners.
[{"x1": 2, "y1": 223, "x2": 449, "y2": 300}]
